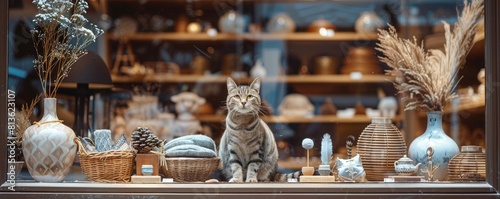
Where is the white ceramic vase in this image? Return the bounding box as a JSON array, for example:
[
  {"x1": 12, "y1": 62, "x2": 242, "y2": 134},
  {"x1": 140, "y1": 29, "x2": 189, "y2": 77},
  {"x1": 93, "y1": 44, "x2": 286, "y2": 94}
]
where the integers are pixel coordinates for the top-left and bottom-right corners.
[
  {"x1": 355, "y1": 12, "x2": 384, "y2": 33},
  {"x1": 408, "y1": 111, "x2": 459, "y2": 181},
  {"x1": 23, "y1": 98, "x2": 76, "y2": 182}
]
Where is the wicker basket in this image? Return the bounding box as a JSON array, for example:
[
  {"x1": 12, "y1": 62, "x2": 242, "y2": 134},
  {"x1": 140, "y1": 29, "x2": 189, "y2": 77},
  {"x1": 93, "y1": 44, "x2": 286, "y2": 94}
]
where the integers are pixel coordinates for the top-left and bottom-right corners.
[
  {"x1": 74, "y1": 138, "x2": 135, "y2": 183},
  {"x1": 164, "y1": 157, "x2": 219, "y2": 182}
]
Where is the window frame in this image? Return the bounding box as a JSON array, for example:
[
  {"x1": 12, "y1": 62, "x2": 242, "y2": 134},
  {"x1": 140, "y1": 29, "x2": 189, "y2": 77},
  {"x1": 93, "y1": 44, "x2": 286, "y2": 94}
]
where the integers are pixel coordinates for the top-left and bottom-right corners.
[{"x1": 0, "y1": 0, "x2": 499, "y2": 198}]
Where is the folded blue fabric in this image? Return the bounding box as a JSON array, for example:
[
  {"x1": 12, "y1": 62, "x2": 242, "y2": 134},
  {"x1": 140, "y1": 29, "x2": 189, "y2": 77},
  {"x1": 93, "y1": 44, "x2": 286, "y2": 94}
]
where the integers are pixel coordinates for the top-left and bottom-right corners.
[
  {"x1": 165, "y1": 144, "x2": 217, "y2": 157},
  {"x1": 164, "y1": 134, "x2": 216, "y2": 152}
]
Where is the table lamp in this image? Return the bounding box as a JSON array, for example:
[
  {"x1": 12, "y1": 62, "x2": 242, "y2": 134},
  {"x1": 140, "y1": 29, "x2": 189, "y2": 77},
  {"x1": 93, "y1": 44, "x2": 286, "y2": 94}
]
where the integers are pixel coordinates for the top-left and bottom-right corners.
[{"x1": 60, "y1": 51, "x2": 113, "y2": 137}]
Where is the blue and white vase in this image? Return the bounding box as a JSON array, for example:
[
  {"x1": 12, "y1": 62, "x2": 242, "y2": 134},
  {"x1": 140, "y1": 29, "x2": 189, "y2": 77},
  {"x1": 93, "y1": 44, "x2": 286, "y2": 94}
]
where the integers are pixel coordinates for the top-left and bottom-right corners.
[{"x1": 408, "y1": 111, "x2": 459, "y2": 181}]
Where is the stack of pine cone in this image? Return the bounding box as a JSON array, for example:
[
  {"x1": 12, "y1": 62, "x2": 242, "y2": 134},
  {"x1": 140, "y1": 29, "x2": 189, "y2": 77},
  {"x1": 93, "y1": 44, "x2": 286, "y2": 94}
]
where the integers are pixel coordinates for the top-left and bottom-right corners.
[{"x1": 131, "y1": 127, "x2": 161, "y2": 153}]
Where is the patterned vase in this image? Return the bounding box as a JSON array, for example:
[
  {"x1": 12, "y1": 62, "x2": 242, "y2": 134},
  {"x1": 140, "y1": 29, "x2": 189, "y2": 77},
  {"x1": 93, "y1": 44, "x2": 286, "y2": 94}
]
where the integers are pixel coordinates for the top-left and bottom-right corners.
[
  {"x1": 408, "y1": 111, "x2": 459, "y2": 181},
  {"x1": 23, "y1": 98, "x2": 76, "y2": 182}
]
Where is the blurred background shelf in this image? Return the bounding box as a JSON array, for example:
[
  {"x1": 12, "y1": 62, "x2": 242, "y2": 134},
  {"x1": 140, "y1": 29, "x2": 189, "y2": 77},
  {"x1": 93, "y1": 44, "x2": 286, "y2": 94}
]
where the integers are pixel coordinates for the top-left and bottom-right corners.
[
  {"x1": 197, "y1": 114, "x2": 401, "y2": 123},
  {"x1": 111, "y1": 74, "x2": 394, "y2": 84},
  {"x1": 109, "y1": 32, "x2": 378, "y2": 41}
]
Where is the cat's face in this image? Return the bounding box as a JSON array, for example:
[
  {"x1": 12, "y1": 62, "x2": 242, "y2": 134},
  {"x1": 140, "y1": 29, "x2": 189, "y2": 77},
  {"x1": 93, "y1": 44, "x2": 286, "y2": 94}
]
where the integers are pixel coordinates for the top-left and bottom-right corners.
[
  {"x1": 336, "y1": 154, "x2": 365, "y2": 181},
  {"x1": 226, "y1": 77, "x2": 261, "y2": 114}
]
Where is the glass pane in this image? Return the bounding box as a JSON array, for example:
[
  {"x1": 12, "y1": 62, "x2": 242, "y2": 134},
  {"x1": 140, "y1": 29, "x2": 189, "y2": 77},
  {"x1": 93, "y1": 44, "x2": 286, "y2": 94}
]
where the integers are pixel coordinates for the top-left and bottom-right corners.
[{"x1": 6, "y1": 0, "x2": 486, "y2": 187}]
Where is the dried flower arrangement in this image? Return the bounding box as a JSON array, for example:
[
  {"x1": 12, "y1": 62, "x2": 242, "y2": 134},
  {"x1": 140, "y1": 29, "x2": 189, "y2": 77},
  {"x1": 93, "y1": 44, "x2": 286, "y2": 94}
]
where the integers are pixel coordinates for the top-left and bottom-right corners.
[
  {"x1": 376, "y1": 0, "x2": 484, "y2": 112},
  {"x1": 31, "y1": 0, "x2": 104, "y2": 98},
  {"x1": 12, "y1": 95, "x2": 41, "y2": 160}
]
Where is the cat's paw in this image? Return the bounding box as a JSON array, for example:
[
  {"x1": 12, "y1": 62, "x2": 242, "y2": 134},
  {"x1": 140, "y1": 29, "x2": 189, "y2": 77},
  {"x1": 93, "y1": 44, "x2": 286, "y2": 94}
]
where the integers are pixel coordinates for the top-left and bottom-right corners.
[
  {"x1": 246, "y1": 178, "x2": 258, "y2": 183},
  {"x1": 229, "y1": 178, "x2": 243, "y2": 183}
]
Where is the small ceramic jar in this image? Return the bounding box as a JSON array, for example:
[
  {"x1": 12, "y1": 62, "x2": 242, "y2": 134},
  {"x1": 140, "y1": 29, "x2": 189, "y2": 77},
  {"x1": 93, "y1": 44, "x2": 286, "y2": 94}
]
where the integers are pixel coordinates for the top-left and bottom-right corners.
[{"x1": 142, "y1": 165, "x2": 154, "y2": 176}]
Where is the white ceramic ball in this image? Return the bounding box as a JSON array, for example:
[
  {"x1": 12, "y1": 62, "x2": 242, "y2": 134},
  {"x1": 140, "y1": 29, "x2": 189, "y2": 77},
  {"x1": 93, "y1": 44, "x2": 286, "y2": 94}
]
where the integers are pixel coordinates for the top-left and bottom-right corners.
[{"x1": 302, "y1": 138, "x2": 314, "y2": 149}]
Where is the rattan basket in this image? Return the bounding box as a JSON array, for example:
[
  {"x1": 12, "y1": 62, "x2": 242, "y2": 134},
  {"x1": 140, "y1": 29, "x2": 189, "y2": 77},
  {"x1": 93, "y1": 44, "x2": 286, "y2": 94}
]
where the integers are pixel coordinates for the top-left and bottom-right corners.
[
  {"x1": 74, "y1": 138, "x2": 135, "y2": 182},
  {"x1": 163, "y1": 157, "x2": 219, "y2": 182}
]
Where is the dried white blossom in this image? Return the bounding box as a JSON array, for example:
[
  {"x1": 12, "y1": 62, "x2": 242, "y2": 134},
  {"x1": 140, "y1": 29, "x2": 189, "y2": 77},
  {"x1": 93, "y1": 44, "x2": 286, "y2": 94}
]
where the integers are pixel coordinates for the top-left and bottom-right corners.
[{"x1": 31, "y1": 0, "x2": 103, "y2": 98}]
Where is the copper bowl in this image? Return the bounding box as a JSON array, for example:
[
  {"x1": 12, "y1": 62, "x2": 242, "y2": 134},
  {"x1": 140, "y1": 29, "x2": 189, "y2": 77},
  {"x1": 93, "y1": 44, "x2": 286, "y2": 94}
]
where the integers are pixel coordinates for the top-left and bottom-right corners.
[{"x1": 307, "y1": 19, "x2": 336, "y2": 33}]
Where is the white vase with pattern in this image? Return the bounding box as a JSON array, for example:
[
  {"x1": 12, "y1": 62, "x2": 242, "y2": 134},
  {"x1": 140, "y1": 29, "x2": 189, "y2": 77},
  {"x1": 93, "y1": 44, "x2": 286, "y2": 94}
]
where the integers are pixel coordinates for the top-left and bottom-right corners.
[{"x1": 23, "y1": 98, "x2": 76, "y2": 182}]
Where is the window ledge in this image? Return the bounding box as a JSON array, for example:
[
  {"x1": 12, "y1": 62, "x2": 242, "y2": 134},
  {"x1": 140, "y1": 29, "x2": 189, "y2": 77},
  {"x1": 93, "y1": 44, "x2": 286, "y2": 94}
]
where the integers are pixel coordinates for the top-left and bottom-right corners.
[{"x1": 2, "y1": 181, "x2": 497, "y2": 196}]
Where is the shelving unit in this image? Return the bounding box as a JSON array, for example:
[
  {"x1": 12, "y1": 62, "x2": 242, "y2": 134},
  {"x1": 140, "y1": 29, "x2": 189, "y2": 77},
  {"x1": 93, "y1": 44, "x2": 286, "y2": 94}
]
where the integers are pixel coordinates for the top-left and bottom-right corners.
[
  {"x1": 197, "y1": 114, "x2": 401, "y2": 123},
  {"x1": 103, "y1": 0, "x2": 402, "y2": 157},
  {"x1": 108, "y1": 32, "x2": 378, "y2": 41},
  {"x1": 111, "y1": 74, "x2": 394, "y2": 84}
]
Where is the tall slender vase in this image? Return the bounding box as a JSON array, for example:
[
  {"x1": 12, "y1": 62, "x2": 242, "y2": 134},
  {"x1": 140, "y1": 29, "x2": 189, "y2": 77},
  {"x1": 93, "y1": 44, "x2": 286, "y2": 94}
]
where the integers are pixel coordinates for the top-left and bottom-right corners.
[
  {"x1": 408, "y1": 111, "x2": 459, "y2": 181},
  {"x1": 22, "y1": 98, "x2": 76, "y2": 182}
]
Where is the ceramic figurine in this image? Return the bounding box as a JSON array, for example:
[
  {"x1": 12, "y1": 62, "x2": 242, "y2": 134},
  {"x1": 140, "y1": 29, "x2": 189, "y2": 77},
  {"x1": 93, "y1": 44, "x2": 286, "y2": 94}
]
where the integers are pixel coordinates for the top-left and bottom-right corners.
[
  {"x1": 250, "y1": 59, "x2": 267, "y2": 78},
  {"x1": 394, "y1": 155, "x2": 422, "y2": 176},
  {"x1": 319, "y1": 133, "x2": 333, "y2": 176},
  {"x1": 278, "y1": 94, "x2": 314, "y2": 117},
  {"x1": 378, "y1": 88, "x2": 398, "y2": 118},
  {"x1": 336, "y1": 135, "x2": 365, "y2": 182},
  {"x1": 170, "y1": 92, "x2": 206, "y2": 137},
  {"x1": 301, "y1": 138, "x2": 315, "y2": 176},
  {"x1": 319, "y1": 97, "x2": 337, "y2": 115},
  {"x1": 171, "y1": 92, "x2": 206, "y2": 121},
  {"x1": 336, "y1": 154, "x2": 366, "y2": 182},
  {"x1": 420, "y1": 147, "x2": 440, "y2": 181}
]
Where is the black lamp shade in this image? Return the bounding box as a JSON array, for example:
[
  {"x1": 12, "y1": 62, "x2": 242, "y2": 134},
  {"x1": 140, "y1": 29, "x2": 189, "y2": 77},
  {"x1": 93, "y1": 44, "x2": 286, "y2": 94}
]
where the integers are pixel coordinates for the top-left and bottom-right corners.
[{"x1": 61, "y1": 51, "x2": 113, "y2": 89}]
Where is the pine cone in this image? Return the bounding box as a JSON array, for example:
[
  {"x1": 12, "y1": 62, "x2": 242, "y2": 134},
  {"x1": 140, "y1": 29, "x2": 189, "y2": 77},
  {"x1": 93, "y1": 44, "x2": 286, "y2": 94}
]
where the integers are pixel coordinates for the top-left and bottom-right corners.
[{"x1": 131, "y1": 127, "x2": 160, "y2": 153}]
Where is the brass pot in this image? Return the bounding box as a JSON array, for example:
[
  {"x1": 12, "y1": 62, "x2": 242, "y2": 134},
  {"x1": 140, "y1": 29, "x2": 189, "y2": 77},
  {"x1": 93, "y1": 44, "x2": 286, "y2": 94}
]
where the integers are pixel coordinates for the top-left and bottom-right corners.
[{"x1": 314, "y1": 56, "x2": 339, "y2": 74}]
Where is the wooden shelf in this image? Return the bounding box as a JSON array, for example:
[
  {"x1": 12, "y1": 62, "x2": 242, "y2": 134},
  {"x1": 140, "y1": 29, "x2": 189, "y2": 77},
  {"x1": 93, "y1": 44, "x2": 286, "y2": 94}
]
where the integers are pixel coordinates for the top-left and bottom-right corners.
[
  {"x1": 108, "y1": 32, "x2": 378, "y2": 42},
  {"x1": 444, "y1": 98, "x2": 485, "y2": 114},
  {"x1": 112, "y1": 74, "x2": 394, "y2": 84},
  {"x1": 196, "y1": 115, "x2": 400, "y2": 123}
]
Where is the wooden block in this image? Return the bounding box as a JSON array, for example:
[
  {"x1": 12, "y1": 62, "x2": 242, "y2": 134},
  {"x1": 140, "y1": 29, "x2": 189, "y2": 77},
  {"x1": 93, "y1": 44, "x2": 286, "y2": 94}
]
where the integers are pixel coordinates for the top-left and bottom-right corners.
[
  {"x1": 299, "y1": 175, "x2": 336, "y2": 183},
  {"x1": 136, "y1": 153, "x2": 159, "y2": 176},
  {"x1": 131, "y1": 175, "x2": 162, "y2": 183},
  {"x1": 386, "y1": 176, "x2": 425, "y2": 182}
]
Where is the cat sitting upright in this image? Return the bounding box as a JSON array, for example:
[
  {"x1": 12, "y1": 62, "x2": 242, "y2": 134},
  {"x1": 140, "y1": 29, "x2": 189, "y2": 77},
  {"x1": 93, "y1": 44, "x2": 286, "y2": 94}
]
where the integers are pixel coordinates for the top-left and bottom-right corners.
[{"x1": 219, "y1": 77, "x2": 300, "y2": 182}]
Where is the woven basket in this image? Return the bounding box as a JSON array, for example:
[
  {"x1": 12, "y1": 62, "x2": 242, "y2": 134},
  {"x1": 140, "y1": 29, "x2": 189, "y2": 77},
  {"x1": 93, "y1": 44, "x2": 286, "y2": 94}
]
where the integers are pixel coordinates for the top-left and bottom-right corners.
[
  {"x1": 164, "y1": 157, "x2": 219, "y2": 182},
  {"x1": 74, "y1": 138, "x2": 135, "y2": 183}
]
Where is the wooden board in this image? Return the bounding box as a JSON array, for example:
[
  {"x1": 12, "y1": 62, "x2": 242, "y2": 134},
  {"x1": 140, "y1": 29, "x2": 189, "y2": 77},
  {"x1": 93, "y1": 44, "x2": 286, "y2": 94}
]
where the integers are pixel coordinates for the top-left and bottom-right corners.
[
  {"x1": 385, "y1": 176, "x2": 425, "y2": 182},
  {"x1": 131, "y1": 175, "x2": 162, "y2": 183},
  {"x1": 299, "y1": 175, "x2": 336, "y2": 183}
]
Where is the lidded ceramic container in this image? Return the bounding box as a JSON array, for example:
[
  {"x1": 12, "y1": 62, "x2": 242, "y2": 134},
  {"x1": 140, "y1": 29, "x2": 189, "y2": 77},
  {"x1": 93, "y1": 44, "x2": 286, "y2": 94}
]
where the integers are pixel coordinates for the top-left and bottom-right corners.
[{"x1": 394, "y1": 155, "x2": 421, "y2": 176}]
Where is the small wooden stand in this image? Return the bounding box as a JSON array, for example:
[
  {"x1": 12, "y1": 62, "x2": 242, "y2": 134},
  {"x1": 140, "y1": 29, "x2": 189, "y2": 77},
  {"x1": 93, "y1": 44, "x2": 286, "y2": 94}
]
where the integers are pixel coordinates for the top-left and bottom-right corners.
[
  {"x1": 136, "y1": 153, "x2": 159, "y2": 176},
  {"x1": 385, "y1": 176, "x2": 425, "y2": 182},
  {"x1": 299, "y1": 175, "x2": 336, "y2": 183},
  {"x1": 131, "y1": 175, "x2": 162, "y2": 183}
]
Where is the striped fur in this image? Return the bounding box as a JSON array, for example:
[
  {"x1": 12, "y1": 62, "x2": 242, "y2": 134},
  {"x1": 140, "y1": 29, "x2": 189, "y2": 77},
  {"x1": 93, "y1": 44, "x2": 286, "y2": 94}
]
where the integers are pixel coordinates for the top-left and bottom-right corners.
[{"x1": 219, "y1": 77, "x2": 300, "y2": 182}]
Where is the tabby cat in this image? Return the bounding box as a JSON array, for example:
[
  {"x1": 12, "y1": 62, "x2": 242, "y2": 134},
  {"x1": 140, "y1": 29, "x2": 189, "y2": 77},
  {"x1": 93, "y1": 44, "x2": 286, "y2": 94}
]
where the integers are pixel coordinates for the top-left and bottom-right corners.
[{"x1": 219, "y1": 77, "x2": 300, "y2": 182}]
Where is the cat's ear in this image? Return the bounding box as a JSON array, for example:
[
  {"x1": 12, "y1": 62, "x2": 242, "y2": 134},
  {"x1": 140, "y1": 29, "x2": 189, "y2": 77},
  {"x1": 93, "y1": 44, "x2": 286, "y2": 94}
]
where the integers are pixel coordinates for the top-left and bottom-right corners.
[
  {"x1": 249, "y1": 77, "x2": 261, "y2": 93},
  {"x1": 336, "y1": 157, "x2": 343, "y2": 167},
  {"x1": 227, "y1": 77, "x2": 238, "y2": 92}
]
